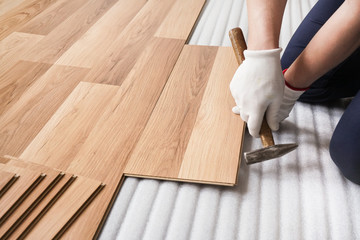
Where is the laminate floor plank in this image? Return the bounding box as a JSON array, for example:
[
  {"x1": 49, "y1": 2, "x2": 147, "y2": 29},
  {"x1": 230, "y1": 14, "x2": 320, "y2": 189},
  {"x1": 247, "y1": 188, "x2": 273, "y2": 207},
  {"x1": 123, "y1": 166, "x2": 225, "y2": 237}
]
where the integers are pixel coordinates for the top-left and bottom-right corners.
[
  {"x1": 0, "y1": 164, "x2": 44, "y2": 222},
  {"x1": 124, "y1": 46, "x2": 243, "y2": 186},
  {"x1": 20, "y1": 0, "x2": 90, "y2": 35},
  {"x1": 24, "y1": 176, "x2": 104, "y2": 239},
  {"x1": 0, "y1": 32, "x2": 44, "y2": 76},
  {"x1": 0, "y1": 0, "x2": 26, "y2": 17},
  {"x1": 0, "y1": 161, "x2": 61, "y2": 238},
  {"x1": 0, "y1": 64, "x2": 89, "y2": 157},
  {"x1": 20, "y1": 82, "x2": 120, "y2": 169},
  {"x1": 83, "y1": 0, "x2": 176, "y2": 85},
  {"x1": 21, "y1": 0, "x2": 118, "y2": 64},
  {"x1": 0, "y1": 60, "x2": 52, "y2": 115},
  {"x1": 125, "y1": 45, "x2": 218, "y2": 179},
  {"x1": 0, "y1": 0, "x2": 58, "y2": 41},
  {"x1": 155, "y1": 0, "x2": 205, "y2": 40},
  {"x1": 178, "y1": 47, "x2": 244, "y2": 184},
  {"x1": 20, "y1": 37, "x2": 184, "y2": 239},
  {"x1": 56, "y1": 0, "x2": 147, "y2": 68}
]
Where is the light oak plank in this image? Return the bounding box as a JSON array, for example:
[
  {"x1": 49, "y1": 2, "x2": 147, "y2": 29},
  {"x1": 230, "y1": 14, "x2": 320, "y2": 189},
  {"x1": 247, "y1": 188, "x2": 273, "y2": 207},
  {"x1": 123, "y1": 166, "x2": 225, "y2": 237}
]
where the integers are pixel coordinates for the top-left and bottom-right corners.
[
  {"x1": 0, "y1": 60, "x2": 52, "y2": 115},
  {"x1": 0, "y1": 0, "x2": 26, "y2": 17},
  {"x1": 0, "y1": 32, "x2": 44, "y2": 77},
  {"x1": 0, "y1": 0, "x2": 57, "y2": 41},
  {"x1": 20, "y1": 0, "x2": 90, "y2": 35},
  {"x1": 20, "y1": 82, "x2": 120, "y2": 169},
  {"x1": 125, "y1": 45, "x2": 218, "y2": 178},
  {"x1": 155, "y1": 0, "x2": 205, "y2": 39},
  {"x1": 21, "y1": 0, "x2": 118, "y2": 64},
  {"x1": 56, "y1": 0, "x2": 146, "y2": 68},
  {"x1": 24, "y1": 176, "x2": 103, "y2": 239},
  {"x1": 83, "y1": 0, "x2": 175, "y2": 85},
  {"x1": 178, "y1": 47, "x2": 244, "y2": 184},
  {"x1": 0, "y1": 64, "x2": 89, "y2": 157}
]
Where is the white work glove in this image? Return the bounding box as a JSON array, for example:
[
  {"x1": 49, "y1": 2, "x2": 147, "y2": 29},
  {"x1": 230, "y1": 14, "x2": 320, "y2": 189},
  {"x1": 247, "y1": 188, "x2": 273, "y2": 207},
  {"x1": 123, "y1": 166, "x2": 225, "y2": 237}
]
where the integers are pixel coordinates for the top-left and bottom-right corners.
[
  {"x1": 230, "y1": 48, "x2": 284, "y2": 137},
  {"x1": 277, "y1": 69, "x2": 307, "y2": 122}
]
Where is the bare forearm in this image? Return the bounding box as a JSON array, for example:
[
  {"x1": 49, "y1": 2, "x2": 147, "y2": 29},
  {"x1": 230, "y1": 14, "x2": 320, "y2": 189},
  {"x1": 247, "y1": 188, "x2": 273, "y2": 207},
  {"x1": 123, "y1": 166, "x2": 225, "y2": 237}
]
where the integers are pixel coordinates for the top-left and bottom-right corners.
[
  {"x1": 247, "y1": 0, "x2": 287, "y2": 50},
  {"x1": 285, "y1": 0, "x2": 360, "y2": 88}
]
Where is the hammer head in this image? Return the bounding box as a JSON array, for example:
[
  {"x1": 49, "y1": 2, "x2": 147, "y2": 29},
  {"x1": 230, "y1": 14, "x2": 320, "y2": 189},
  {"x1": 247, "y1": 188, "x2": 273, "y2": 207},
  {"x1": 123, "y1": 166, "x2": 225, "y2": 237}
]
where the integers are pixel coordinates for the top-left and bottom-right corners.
[{"x1": 244, "y1": 143, "x2": 298, "y2": 165}]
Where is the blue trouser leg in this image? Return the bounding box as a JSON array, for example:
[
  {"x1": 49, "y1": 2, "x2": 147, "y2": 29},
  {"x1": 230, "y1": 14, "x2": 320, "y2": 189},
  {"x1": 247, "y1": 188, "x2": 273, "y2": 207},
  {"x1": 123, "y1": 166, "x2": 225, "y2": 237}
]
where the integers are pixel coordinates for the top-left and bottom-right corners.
[{"x1": 281, "y1": 0, "x2": 360, "y2": 184}]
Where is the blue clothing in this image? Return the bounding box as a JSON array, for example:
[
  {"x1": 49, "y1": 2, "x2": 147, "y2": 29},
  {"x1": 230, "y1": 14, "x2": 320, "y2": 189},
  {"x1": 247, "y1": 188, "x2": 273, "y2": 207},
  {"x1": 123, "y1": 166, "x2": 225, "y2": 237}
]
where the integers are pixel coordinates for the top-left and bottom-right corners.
[{"x1": 281, "y1": 0, "x2": 360, "y2": 184}]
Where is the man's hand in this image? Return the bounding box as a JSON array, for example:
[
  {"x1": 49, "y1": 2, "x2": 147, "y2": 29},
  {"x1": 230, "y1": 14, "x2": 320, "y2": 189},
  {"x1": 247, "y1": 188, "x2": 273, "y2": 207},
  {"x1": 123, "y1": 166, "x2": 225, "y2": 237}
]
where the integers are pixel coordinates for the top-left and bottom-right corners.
[{"x1": 230, "y1": 48, "x2": 284, "y2": 137}]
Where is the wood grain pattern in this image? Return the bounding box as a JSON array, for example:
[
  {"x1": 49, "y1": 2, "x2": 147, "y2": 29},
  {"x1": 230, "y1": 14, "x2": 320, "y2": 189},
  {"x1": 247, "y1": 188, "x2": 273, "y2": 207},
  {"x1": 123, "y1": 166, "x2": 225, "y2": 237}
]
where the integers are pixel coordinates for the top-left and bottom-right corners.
[
  {"x1": 19, "y1": 0, "x2": 90, "y2": 35},
  {"x1": 178, "y1": 47, "x2": 244, "y2": 184},
  {"x1": 0, "y1": 32, "x2": 44, "y2": 80},
  {"x1": 125, "y1": 46, "x2": 244, "y2": 185},
  {"x1": 155, "y1": 0, "x2": 205, "y2": 39},
  {"x1": 20, "y1": 82, "x2": 120, "y2": 169},
  {"x1": 56, "y1": 0, "x2": 146, "y2": 68},
  {"x1": 0, "y1": 61, "x2": 51, "y2": 115},
  {"x1": 82, "y1": 0, "x2": 176, "y2": 85},
  {"x1": 21, "y1": 0, "x2": 118, "y2": 64},
  {"x1": 0, "y1": 0, "x2": 57, "y2": 41},
  {"x1": 0, "y1": 64, "x2": 89, "y2": 157},
  {"x1": 125, "y1": 45, "x2": 218, "y2": 178},
  {"x1": 0, "y1": 0, "x2": 25, "y2": 17}
]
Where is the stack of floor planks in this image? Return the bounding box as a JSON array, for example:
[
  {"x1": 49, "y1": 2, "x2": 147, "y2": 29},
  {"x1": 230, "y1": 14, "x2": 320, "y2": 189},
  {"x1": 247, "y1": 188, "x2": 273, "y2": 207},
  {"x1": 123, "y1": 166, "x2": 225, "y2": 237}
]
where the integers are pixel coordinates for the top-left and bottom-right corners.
[{"x1": 0, "y1": 0, "x2": 245, "y2": 238}]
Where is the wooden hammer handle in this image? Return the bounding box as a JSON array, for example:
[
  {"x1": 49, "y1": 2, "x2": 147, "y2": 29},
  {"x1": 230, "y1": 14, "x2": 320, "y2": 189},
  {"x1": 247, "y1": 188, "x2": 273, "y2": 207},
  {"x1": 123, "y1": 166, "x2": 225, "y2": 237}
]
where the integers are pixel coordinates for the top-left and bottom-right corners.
[{"x1": 229, "y1": 27, "x2": 275, "y2": 147}]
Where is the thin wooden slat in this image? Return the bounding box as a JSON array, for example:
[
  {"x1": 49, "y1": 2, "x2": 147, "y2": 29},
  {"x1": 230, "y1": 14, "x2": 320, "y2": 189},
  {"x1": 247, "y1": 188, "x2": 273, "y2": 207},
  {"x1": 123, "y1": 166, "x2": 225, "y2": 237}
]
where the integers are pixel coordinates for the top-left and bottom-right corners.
[
  {"x1": 178, "y1": 47, "x2": 244, "y2": 184},
  {"x1": 0, "y1": 164, "x2": 45, "y2": 224},
  {"x1": 21, "y1": 0, "x2": 118, "y2": 64},
  {"x1": 19, "y1": 0, "x2": 90, "y2": 35},
  {"x1": 155, "y1": 0, "x2": 205, "y2": 40},
  {"x1": 0, "y1": 0, "x2": 58, "y2": 41},
  {"x1": 56, "y1": 0, "x2": 146, "y2": 68},
  {"x1": 0, "y1": 158, "x2": 63, "y2": 238},
  {"x1": 0, "y1": 64, "x2": 89, "y2": 157},
  {"x1": 23, "y1": 176, "x2": 104, "y2": 239},
  {"x1": 82, "y1": 0, "x2": 176, "y2": 85},
  {"x1": 0, "y1": 170, "x2": 17, "y2": 198},
  {"x1": 124, "y1": 45, "x2": 218, "y2": 179},
  {"x1": 0, "y1": 32, "x2": 44, "y2": 74},
  {"x1": 0, "y1": 61, "x2": 51, "y2": 115}
]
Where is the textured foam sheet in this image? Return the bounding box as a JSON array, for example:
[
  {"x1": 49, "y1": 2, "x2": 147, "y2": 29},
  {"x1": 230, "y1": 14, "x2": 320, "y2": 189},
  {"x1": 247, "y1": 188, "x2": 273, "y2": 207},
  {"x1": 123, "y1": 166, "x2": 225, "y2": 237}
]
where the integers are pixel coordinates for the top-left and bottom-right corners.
[{"x1": 99, "y1": 0, "x2": 360, "y2": 239}]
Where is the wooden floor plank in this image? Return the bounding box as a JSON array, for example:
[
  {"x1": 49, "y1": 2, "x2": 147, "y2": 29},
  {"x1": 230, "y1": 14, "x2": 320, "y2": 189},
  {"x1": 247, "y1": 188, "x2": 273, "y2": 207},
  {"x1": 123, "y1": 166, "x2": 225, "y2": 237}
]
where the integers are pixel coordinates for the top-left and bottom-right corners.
[
  {"x1": 0, "y1": 64, "x2": 89, "y2": 157},
  {"x1": 82, "y1": 0, "x2": 176, "y2": 85},
  {"x1": 155, "y1": 0, "x2": 205, "y2": 40},
  {"x1": 178, "y1": 47, "x2": 244, "y2": 184},
  {"x1": 56, "y1": 0, "x2": 146, "y2": 68},
  {"x1": 24, "y1": 176, "x2": 103, "y2": 239},
  {"x1": 124, "y1": 45, "x2": 218, "y2": 179},
  {"x1": 21, "y1": 0, "x2": 118, "y2": 64},
  {"x1": 19, "y1": 0, "x2": 90, "y2": 35},
  {"x1": 0, "y1": 0, "x2": 58, "y2": 41},
  {"x1": 0, "y1": 60, "x2": 52, "y2": 115},
  {"x1": 0, "y1": 0, "x2": 26, "y2": 17},
  {"x1": 20, "y1": 82, "x2": 120, "y2": 169},
  {"x1": 0, "y1": 32, "x2": 44, "y2": 77}
]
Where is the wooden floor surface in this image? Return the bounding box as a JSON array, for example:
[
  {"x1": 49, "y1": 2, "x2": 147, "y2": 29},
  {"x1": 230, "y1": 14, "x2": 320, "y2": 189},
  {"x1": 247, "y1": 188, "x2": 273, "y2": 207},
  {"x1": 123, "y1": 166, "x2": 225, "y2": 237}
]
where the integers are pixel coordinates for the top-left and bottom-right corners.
[{"x1": 0, "y1": 0, "x2": 245, "y2": 238}]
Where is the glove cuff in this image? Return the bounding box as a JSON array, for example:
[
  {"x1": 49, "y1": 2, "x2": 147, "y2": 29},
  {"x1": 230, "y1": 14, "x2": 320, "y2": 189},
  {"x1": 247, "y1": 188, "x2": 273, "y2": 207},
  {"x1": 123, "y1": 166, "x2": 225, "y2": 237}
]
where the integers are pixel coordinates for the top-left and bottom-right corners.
[
  {"x1": 244, "y1": 48, "x2": 282, "y2": 59},
  {"x1": 282, "y1": 69, "x2": 310, "y2": 91}
]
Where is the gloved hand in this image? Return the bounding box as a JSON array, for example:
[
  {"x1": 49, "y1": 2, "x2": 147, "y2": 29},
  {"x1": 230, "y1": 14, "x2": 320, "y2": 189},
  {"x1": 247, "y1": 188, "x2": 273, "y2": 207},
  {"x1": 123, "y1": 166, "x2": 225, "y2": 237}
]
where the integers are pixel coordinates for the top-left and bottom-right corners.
[
  {"x1": 276, "y1": 69, "x2": 308, "y2": 122},
  {"x1": 230, "y1": 48, "x2": 284, "y2": 137}
]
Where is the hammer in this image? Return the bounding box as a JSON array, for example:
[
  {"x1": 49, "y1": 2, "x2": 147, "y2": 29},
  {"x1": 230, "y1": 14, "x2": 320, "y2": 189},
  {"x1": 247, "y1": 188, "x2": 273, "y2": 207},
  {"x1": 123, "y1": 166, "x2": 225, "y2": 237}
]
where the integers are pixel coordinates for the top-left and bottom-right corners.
[{"x1": 229, "y1": 27, "x2": 298, "y2": 165}]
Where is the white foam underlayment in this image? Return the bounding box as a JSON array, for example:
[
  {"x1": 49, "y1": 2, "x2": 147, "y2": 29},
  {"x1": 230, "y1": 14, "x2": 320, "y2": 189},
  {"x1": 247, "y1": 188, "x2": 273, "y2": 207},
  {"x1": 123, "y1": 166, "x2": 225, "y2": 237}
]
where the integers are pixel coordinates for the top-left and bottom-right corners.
[{"x1": 99, "y1": 0, "x2": 360, "y2": 239}]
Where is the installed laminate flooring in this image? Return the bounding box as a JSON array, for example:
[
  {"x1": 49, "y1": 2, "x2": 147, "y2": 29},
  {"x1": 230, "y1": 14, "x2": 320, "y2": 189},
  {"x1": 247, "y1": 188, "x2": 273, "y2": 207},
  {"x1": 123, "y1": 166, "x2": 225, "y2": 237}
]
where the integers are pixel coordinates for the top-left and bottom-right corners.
[{"x1": 0, "y1": 0, "x2": 245, "y2": 238}]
